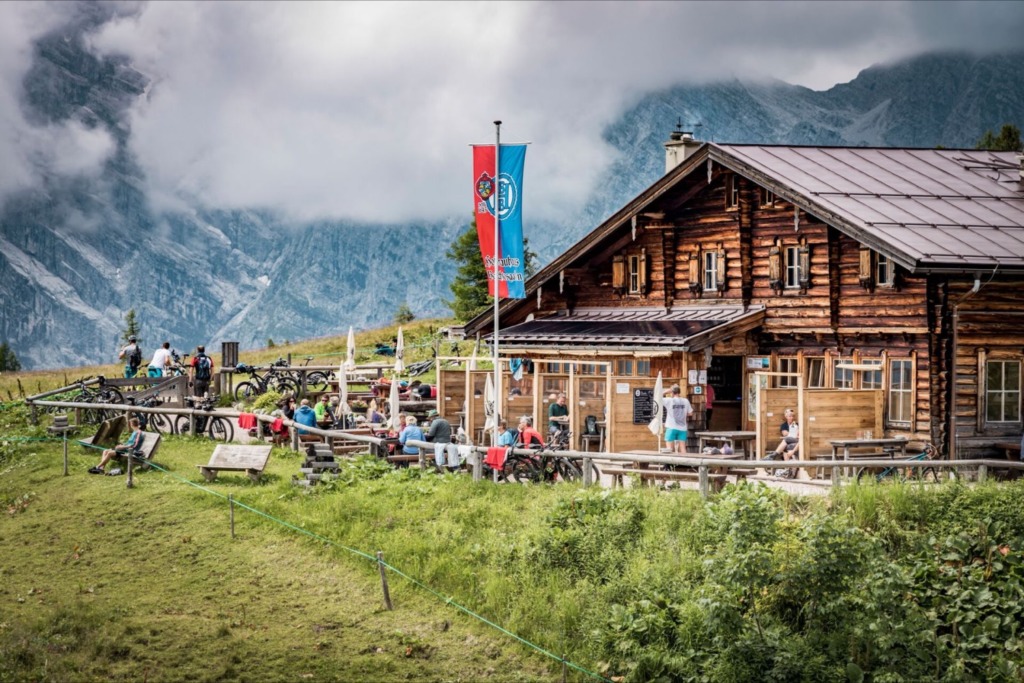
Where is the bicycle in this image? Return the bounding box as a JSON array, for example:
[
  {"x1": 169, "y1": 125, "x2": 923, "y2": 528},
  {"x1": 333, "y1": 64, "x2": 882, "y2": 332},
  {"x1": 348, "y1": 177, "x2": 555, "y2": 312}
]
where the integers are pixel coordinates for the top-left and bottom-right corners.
[
  {"x1": 232, "y1": 363, "x2": 300, "y2": 401},
  {"x1": 126, "y1": 395, "x2": 174, "y2": 434},
  {"x1": 855, "y1": 442, "x2": 954, "y2": 484},
  {"x1": 500, "y1": 430, "x2": 597, "y2": 484},
  {"x1": 300, "y1": 357, "x2": 334, "y2": 393},
  {"x1": 174, "y1": 395, "x2": 234, "y2": 442},
  {"x1": 68, "y1": 376, "x2": 124, "y2": 424}
]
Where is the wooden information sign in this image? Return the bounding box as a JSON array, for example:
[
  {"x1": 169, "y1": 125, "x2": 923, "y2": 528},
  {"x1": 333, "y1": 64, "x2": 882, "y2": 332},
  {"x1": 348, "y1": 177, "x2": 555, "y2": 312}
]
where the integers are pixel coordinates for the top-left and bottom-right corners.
[
  {"x1": 632, "y1": 388, "x2": 655, "y2": 425},
  {"x1": 198, "y1": 444, "x2": 272, "y2": 483}
]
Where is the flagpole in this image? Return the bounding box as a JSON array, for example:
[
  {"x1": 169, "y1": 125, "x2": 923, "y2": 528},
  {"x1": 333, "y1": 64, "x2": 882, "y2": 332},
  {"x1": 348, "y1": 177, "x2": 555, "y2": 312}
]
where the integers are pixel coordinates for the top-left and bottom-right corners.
[{"x1": 492, "y1": 120, "x2": 502, "y2": 445}]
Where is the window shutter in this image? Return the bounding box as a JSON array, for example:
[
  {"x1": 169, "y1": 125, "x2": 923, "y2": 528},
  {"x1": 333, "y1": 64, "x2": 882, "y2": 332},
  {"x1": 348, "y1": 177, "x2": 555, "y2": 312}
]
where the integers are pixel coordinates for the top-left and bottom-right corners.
[
  {"x1": 611, "y1": 255, "x2": 625, "y2": 293},
  {"x1": 858, "y1": 246, "x2": 873, "y2": 288},
  {"x1": 638, "y1": 248, "x2": 648, "y2": 295},
  {"x1": 688, "y1": 250, "x2": 702, "y2": 294},
  {"x1": 716, "y1": 246, "x2": 727, "y2": 292},
  {"x1": 798, "y1": 241, "x2": 811, "y2": 291},
  {"x1": 768, "y1": 244, "x2": 782, "y2": 291}
]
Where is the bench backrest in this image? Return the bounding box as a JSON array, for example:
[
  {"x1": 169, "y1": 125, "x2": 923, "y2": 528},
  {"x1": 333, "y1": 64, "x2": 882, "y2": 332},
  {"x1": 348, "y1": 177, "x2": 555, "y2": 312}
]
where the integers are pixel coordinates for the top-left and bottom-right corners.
[
  {"x1": 206, "y1": 444, "x2": 273, "y2": 471},
  {"x1": 134, "y1": 432, "x2": 162, "y2": 460}
]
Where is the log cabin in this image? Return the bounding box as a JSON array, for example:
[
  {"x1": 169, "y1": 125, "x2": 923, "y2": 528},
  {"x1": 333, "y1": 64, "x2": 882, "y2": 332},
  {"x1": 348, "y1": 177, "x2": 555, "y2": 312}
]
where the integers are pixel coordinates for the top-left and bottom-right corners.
[{"x1": 452, "y1": 132, "x2": 1024, "y2": 460}]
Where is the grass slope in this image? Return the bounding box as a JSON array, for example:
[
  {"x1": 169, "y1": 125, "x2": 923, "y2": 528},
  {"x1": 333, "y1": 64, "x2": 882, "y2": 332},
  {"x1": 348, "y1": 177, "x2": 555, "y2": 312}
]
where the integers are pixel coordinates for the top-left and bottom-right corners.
[{"x1": 0, "y1": 432, "x2": 552, "y2": 682}]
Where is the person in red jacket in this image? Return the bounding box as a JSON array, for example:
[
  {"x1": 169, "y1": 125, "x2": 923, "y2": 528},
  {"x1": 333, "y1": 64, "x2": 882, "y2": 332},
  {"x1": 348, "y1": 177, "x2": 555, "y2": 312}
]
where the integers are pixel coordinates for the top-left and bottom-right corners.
[{"x1": 515, "y1": 416, "x2": 545, "y2": 448}]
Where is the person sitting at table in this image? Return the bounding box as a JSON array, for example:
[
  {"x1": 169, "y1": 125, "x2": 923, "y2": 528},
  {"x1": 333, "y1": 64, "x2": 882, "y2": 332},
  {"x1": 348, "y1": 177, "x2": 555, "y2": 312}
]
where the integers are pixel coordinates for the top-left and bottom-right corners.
[
  {"x1": 314, "y1": 394, "x2": 334, "y2": 425},
  {"x1": 367, "y1": 399, "x2": 385, "y2": 424},
  {"x1": 548, "y1": 392, "x2": 569, "y2": 436},
  {"x1": 516, "y1": 416, "x2": 545, "y2": 448},
  {"x1": 398, "y1": 415, "x2": 424, "y2": 455},
  {"x1": 294, "y1": 398, "x2": 318, "y2": 434},
  {"x1": 496, "y1": 419, "x2": 517, "y2": 447},
  {"x1": 773, "y1": 408, "x2": 800, "y2": 476}
]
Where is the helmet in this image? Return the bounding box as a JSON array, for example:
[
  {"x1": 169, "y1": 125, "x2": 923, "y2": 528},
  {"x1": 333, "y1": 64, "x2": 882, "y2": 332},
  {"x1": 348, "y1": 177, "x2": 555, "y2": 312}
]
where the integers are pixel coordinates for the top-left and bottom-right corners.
[{"x1": 128, "y1": 335, "x2": 137, "y2": 342}]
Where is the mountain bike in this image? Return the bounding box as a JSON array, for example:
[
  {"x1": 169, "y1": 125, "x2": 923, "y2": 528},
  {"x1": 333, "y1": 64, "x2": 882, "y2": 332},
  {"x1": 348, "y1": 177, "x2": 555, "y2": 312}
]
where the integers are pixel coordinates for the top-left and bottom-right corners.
[
  {"x1": 499, "y1": 430, "x2": 597, "y2": 484},
  {"x1": 174, "y1": 395, "x2": 234, "y2": 442},
  {"x1": 126, "y1": 395, "x2": 173, "y2": 434},
  {"x1": 67, "y1": 376, "x2": 124, "y2": 424},
  {"x1": 855, "y1": 442, "x2": 954, "y2": 484},
  {"x1": 232, "y1": 363, "x2": 300, "y2": 401}
]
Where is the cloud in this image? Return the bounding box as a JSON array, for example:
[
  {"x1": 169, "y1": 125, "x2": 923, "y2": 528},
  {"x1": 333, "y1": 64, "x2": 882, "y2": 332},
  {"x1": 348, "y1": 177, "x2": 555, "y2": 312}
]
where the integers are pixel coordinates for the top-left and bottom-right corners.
[
  {"x1": 0, "y1": 2, "x2": 117, "y2": 201},
  {"x1": 6, "y1": 1, "x2": 1024, "y2": 225}
]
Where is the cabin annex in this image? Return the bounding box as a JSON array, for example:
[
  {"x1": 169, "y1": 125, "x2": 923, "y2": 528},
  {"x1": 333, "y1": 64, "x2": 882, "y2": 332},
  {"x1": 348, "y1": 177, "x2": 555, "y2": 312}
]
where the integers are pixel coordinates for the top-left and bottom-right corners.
[{"x1": 455, "y1": 134, "x2": 1024, "y2": 459}]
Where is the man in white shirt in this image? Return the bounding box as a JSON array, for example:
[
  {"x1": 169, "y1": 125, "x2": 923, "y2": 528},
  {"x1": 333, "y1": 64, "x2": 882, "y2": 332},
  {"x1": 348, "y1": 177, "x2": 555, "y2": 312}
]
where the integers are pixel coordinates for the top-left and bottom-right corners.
[
  {"x1": 663, "y1": 384, "x2": 694, "y2": 454},
  {"x1": 147, "y1": 341, "x2": 173, "y2": 378}
]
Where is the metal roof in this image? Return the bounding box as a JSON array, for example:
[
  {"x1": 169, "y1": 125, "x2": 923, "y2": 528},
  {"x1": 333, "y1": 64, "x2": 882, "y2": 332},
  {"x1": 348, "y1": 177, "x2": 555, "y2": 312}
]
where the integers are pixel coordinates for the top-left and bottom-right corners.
[
  {"x1": 715, "y1": 145, "x2": 1024, "y2": 272},
  {"x1": 493, "y1": 305, "x2": 765, "y2": 349}
]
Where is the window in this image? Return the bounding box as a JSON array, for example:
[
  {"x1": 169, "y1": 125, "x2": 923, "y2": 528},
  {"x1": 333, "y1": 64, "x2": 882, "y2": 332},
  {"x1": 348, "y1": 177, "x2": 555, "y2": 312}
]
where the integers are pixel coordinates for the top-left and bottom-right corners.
[
  {"x1": 888, "y1": 359, "x2": 913, "y2": 424},
  {"x1": 725, "y1": 175, "x2": 738, "y2": 209},
  {"x1": 777, "y1": 357, "x2": 798, "y2": 387},
  {"x1": 862, "y1": 359, "x2": 883, "y2": 389},
  {"x1": 806, "y1": 358, "x2": 826, "y2": 388},
  {"x1": 833, "y1": 358, "x2": 855, "y2": 389},
  {"x1": 876, "y1": 254, "x2": 894, "y2": 287},
  {"x1": 760, "y1": 187, "x2": 775, "y2": 207},
  {"x1": 785, "y1": 246, "x2": 801, "y2": 289},
  {"x1": 628, "y1": 254, "x2": 641, "y2": 294},
  {"x1": 986, "y1": 360, "x2": 1021, "y2": 423},
  {"x1": 616, "y1": 359, "x2": 634, "y2": 376},
  {"x1": 703, "y1": 251, "x2": 718, "y2": 291},
  {"x1": 636, "y1": 359, "x2": 651, "y2": 376},
  {"x1": 544, "y1": 363, "x2": 568, "y2": 373}
]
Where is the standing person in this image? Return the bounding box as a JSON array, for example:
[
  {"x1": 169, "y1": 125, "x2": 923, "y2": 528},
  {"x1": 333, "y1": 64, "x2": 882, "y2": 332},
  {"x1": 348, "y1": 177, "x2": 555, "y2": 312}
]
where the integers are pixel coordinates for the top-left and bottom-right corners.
[
  {"x1": 663, "y1": 384, "x2": 694, "y2": 454},
  {"x1": 547, "y1": 392, "x2": 569, "y2": 436},
  {"x1": 148, "y1": 341, "x2": 173, "y2": 378},
  {"x1": 704, "y1": 383, "x2": 716, "y2": 429},
  {"x1": 118, "y1": 335, "x2": 142, "y2": 378},
  {"x1": 190, "y1": 345, "x2": 214, "y2": 397}
]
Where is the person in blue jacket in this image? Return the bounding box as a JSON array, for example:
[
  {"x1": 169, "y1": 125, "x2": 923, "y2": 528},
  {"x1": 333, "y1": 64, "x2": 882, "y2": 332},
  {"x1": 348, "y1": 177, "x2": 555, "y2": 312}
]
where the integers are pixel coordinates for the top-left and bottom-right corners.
[
  {"x1": 399, "y1": 415, "x2": 424, "y2": 455},
  {"x1": 294, "y1": 398, "x2": 318, "y2": 434}
]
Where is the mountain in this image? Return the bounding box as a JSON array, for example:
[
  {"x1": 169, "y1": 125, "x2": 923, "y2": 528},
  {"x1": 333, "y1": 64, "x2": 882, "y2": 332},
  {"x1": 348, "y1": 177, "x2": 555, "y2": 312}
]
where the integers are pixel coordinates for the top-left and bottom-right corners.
[{"x1": 1, "y1": 6, "x2": 1022, "y2": 368}]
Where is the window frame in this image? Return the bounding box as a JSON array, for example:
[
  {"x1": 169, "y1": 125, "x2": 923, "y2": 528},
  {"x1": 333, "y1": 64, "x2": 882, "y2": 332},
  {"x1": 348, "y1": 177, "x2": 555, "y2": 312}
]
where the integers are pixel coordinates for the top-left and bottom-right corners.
[
  {"x1": 876, "y1": 253, "x2": 894, "y2": 287},
  {"x1": 861, "y1": 358, "x2": 884, "y2": 390},
  {"x1": 784, "y1": 246, "x2": 801, "y2": 289},
  {"x1": 760, "y1": 186, "x2": 776, "y2": 208},
  {"x1": 627, "y1": 254, "x2": 641, "y2": 294},
  {"x1": 725, "y1": 175, "x2": 739, "y2": 210},
  {"x1": 777, "y1": 357, "x2": 798, "y2": 388},
  {"x1": 985, "y1": 359, "x2": 1022, "y2": 425},
  {"x1": 806, "y1": 357, "x2": 826, "y2": 389},
  {"x1": 887, "y1": 358, "x2": 914, "y2": 426},
  {"x1": 703, "y1": 250, "x2": 718, "y2": 291}
]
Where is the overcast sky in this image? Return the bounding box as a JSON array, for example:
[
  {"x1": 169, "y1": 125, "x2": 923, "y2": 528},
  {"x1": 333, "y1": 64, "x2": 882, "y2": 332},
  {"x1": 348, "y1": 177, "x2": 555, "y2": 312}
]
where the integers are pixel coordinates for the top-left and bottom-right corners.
[{"x1": 2, "y1": 0, "x2": 1023, "y2": 225}]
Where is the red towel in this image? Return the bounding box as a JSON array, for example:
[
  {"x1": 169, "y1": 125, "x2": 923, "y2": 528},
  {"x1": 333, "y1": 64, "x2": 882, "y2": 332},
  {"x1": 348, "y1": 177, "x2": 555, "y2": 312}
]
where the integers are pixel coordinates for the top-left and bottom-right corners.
[
  {"x1": 485, "y1": 446, "x2": 507, "y2": 469},
  {"x1": 270, "y1": 418, "x2": 285, "y2": 434},
  {"x1": 238, "y1": 413, "x2": 257, "y2": 429}
]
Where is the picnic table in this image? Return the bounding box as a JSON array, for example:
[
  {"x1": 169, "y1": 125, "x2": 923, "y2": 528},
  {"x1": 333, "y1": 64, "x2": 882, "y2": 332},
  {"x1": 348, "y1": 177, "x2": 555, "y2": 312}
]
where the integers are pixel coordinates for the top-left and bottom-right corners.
[
  {"x1": 694, "y1": 430, "x2": 757, "y2": 457},
  {"x1": 198, "y1": 444, "x2": 272, "y2": 483},
  {"x1": 600, "y1": 449, "x2": 746, "y2": 491},
  {"x1": 828, "y1": 437, "x2": 909, "y2": 478}
]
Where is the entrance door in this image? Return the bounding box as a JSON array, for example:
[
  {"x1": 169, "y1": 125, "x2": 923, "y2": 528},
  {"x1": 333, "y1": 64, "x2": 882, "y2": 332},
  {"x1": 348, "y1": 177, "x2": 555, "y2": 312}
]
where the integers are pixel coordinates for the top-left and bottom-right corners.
[{"x1": 707, "y1": 356, "x2": 743, "y2": 431}]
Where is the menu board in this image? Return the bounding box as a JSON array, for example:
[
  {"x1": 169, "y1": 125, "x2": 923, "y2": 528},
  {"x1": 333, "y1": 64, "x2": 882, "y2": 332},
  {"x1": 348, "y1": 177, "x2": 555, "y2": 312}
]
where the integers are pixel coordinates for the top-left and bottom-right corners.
[{"x1": 632, "y1": 388, "x2": 656, "y2": 425}]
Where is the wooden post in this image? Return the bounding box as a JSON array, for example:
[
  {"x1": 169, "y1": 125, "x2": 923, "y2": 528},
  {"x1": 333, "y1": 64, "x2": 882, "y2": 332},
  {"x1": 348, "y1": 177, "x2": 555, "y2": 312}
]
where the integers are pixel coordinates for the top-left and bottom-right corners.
[
  {"x1": 229, "y1": 494, "x2": 236, "y2": 539},
  {"x1": 188, "y1": 411, "x2": 196, "y2": 437},
  {"x1": 62, "y1": 433, "x2": 68, "y2": 477},
  {"x1": 290, "y1": 424, "x2": 298, "y2": 452},
  {"x1": 831, "y1": 461, "x2": 840, "y2": 486},
  {"x1": 126, "y1": 452, "x2": 134, "y2": 489},
  {"x1": 417, "y1": 446, "x2": 425, "y2": 470},
  {"x1": 978, "y1": 464, "x2": 987, "y2": 483},
  {"x1": 583, "y1": 454, "x2": 593, "y2": 487},
  {"x1": 698, "y1": 464, "x2": 709, "y2": 498},
  {"x1": 472, "y1": 447, "x2": 483, "y2": 482},
  {"x1": 376, "y1": 551, "x2": 393, "y2": 611}
]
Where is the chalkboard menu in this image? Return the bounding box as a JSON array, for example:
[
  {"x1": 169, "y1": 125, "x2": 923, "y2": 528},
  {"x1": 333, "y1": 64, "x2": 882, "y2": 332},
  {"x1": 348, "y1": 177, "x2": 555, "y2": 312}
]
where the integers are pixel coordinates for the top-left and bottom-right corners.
[{"x1": 633, "y1": 388, "x2": 656, "y2": 425}]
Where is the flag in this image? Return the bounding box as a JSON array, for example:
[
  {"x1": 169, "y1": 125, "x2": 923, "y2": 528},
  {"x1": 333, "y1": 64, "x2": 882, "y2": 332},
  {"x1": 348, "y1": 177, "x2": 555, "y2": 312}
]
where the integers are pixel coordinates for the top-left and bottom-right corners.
[
  {"x1": 483, "y1": 373, "x2": 496, "y2": 430},
  {"x1": 337, "y1": 364, "x2": 350, "y2": 415},
  {"x1": 472, "y1": 144, "x2": 527, "y2": 298},
  {"x1": 468, "y1": 340, "x2": 478, "y2": 371},
  {"x1": 648, "y1": 371, "x2": 664, "y2": 437},
  {"x1": 389, "y1": 379, "x2": 401, "y2": 431},
  {"x1": 345, "y1": 326, "x2": 356, "y2": 371},
  {"x1": 394, "y1": 327, "x2": 405, "y2": 374}
]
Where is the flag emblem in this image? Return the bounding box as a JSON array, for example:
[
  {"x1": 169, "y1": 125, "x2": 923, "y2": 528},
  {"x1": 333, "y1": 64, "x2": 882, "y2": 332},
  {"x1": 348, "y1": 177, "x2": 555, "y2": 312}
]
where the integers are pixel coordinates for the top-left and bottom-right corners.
[{"x1": 476, "y1": 172, "x2": 495, "y2": 201}]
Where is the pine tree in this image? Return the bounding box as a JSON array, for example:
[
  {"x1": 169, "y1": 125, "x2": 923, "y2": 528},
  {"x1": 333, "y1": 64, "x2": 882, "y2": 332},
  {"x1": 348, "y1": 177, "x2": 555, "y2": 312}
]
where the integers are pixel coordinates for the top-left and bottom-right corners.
[
  {"x1": 0, "y1": 342, "x2": 21, "y2": 372},
  {"x1": 121, "y1": 309, "x2": 141, "y2": 346},
  {"x1": 976, "y1": 124, "x2": 1022, "y2": 152},
  {"x1": 445, "y1": 221, "x2": 538, "y2": 322}
]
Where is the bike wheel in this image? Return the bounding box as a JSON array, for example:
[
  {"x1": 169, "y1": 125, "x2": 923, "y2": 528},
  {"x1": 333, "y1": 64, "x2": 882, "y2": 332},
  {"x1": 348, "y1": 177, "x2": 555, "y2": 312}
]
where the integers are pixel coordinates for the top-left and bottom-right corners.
[
  {"x1": 234, "y1": 382, "x2": 260, "y2": 401},
  {"x1": 208, "y1": 417, "x2": 234, "y2": 442},
  {"x1": 913, "y1": 467, "x2": 940, "y2": 484},
  {"x1": 98, "y1": 387, "x2": 124, "y2": 404},
  {"x1": 271, "y1": 376, "x2": 300, "y2": 396},
  {"x1": 556, "y1": 458, "x2": 583, "y2": 483},
  {"x1": 505, "y1": 456, "x2": 541, "y2": 483},
  {"x1": 149, "y1": 412, "x2": 174, "y2": 435},
  {"x1": 174, "y1": 415, "x2": 193, "y2": 436},
  {"x1": 305, "y1": 372, "x2": 329, "y2": 393}
]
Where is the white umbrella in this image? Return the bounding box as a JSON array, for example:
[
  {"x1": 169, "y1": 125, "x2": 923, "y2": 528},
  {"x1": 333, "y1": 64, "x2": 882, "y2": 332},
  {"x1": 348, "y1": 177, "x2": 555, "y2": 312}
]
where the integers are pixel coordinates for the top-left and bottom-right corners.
[
  {"x1": 389, "y1": 377, "x2": 401, "y2": 431},
  {"x1": 648, "y1": 371, "x2": 664, "y2": 442},
  {"x1": 344, "y1": 326, "x2": 357, "y2": 371},
  {"x1": 337, "y1": 363, "x2": 350, "y2": 416},
  {"x1": 483, "y1": 372, "x2": 496, "y2": 430},
  {"x1": 468, "y1": 339, "x2": 478, "y2": 370},
  {"x1": 394, "y1": 327, "x2": 405, "y2": 374}
]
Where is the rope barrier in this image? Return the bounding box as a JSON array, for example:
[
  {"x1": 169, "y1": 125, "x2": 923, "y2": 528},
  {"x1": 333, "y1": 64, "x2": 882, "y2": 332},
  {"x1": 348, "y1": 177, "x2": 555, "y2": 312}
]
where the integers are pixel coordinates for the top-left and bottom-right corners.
[{"x1": 120, "y1": 457, "x2": 612, "y2": 681}]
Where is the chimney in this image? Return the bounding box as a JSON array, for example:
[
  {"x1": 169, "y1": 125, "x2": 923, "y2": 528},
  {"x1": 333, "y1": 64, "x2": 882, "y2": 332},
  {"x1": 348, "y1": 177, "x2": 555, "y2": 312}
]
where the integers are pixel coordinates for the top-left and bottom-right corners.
[{"x1": 664, "y1": 124, "x2": 702, "y2": 173}]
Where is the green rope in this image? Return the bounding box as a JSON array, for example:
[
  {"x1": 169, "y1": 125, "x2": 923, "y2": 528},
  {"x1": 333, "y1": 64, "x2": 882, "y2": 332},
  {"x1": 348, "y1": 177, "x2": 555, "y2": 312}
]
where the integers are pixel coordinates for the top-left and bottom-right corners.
[{"x1": 132, "y1": 459, "x2": 610, "y2": 682}]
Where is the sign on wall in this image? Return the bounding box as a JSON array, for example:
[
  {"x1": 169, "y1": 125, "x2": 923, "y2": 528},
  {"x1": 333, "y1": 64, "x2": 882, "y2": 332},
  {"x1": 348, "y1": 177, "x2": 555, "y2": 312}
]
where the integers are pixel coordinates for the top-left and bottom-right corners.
[{"x1": 633, "y1": 388, "x2": 656, "y2": 425}]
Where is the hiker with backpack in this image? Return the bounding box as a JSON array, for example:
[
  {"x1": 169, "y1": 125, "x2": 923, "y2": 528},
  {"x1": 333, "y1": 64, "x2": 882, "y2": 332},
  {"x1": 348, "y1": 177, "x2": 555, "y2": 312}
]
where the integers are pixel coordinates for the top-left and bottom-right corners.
[
  {"x1": 118, "y1": 335, "x2": 143, "y2": 378},
  {"x1": 190, "y1": 345, "x2": 214, "y2": 397}
]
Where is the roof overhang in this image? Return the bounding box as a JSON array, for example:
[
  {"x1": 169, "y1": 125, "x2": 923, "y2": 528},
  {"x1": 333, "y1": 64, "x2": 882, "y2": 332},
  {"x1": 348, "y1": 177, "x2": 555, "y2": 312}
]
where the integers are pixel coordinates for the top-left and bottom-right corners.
[{"x1": 486, "y1": 305, "x2": 765, "y2": 353}]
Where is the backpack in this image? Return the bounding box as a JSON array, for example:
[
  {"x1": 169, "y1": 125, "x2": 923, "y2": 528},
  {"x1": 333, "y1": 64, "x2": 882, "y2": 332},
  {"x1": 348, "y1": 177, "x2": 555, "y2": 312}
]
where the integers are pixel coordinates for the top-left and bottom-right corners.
[
  {"x1": 128, "y1": 345, "x2": 142, "y2": 371},
  {"x1": 194, "y1": 353, "x2": 212, "y2": 381}
]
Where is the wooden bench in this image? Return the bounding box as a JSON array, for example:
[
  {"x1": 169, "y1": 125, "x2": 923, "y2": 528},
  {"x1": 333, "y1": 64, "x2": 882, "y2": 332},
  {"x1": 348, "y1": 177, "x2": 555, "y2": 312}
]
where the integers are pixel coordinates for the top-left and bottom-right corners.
[
  {"x1": 600, "y1": 466, "x2": 727, "y2": 492},
  {"x1": 198, "y1": 445, "x2": 272, "y2": 483},
  {"x1": 115, "y1": 431, "x2": 162, "y2": 470}
]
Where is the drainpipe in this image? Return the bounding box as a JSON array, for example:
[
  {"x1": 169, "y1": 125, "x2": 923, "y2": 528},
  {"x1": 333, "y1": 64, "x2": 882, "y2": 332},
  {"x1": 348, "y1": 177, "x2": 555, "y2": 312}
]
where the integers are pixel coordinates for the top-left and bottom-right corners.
[{"x1": 948, "y1": 275, "x2": 984, "y2": 460}]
